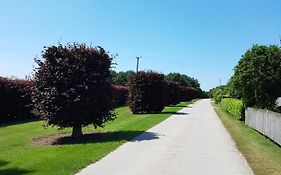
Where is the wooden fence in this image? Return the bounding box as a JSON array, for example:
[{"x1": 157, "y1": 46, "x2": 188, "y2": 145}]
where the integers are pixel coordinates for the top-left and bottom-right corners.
[{"x1": 245, "y1": 107, "x2": 281, "y2": 146}]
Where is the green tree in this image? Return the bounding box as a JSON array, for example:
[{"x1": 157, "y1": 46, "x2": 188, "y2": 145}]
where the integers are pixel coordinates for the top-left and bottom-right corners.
[
  {"x1": 231, "y1": 45, "x2": 281, "y2": 110},
  {"x1": 208, "y1": 85, "x2": 226, "y2": 98},
  {"x1": 112, "y1": 70, "x2": 134, "y2": 85},
  {"x1": 165, "y1": 72, "x2": 200, "y2": 90}
]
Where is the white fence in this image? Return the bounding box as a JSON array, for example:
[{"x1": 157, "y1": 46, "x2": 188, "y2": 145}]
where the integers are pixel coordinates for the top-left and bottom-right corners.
[{"x1": 245, "y1": 108, "x2": 281, "y2": 146}]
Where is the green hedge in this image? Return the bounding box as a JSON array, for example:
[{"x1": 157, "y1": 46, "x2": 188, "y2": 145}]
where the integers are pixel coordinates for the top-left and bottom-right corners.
[{"x1": 220, "y1": 98, "x2": 244, "y2": 120}]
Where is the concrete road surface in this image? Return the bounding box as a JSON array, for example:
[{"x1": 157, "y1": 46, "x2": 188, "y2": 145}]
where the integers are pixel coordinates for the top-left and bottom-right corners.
[{"x1": 77, "y1": 99, "x2": 253, "y2": 175}]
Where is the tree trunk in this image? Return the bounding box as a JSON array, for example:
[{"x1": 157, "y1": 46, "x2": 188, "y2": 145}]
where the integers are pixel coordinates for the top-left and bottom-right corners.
[{"x1": 72, "y1": 124, "x2": 83, "y2": 137}]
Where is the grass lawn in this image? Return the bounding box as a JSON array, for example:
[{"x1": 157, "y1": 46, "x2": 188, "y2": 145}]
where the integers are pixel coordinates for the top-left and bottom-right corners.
[
  {"x1": 0, "y1": 101, "x2": 191, "y2": 175},
  {"x1": 212, "y1": 102, "x2": 281, "y2": 175}
]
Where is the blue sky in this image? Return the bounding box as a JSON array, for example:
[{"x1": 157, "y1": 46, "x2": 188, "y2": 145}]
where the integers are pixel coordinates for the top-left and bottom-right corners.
[{"x1": 0, "y1": 0, "x2": 281, "y2": 90}]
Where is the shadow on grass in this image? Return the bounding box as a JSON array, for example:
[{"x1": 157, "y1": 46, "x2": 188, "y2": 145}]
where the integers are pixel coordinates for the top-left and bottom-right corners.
[
  {"x1": 53, "y1": 131, "x2": 159, "y2": 145},
  {"x1": 0, "y1": 160, "x2": 8, "y2": 167},
  {"x1": 0, "y1": 118, "x2": 41, "y2": 128},
  {"x1": 0, "y1": 160, "x2": 34, "y2": 175},
  {"x1": 0, "y1": 168, "x2": 33, "y2": 175}
]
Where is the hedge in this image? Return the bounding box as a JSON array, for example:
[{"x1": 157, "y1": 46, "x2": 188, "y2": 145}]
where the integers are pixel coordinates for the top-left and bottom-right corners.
[
  {"x1": 0, "y1": 77, "x2": 34, "y2": 123},
  {"x1": 112, "y1": 85, "x2": 129, "y2": 107},
  {"x1": 163, "y1": 81, "x2": 181, "y2": 105},
  {"x1": 129, "y1": 71, "x2": 165, "y2": 114},
  {"x1": 220, "y1": 98, "x2": 244, "y2": 120},
  {"x1": 180, "y1": 86, "x2": 200, "y2": 101}
]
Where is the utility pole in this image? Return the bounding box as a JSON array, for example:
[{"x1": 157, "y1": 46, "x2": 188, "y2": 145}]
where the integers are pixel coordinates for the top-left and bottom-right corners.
[
  {"x1": 219, "y1": 79, "x2": 222, "y2": 86},
  {"x1": 136, "y1": 56, "x2": 141, "y2": 72}
]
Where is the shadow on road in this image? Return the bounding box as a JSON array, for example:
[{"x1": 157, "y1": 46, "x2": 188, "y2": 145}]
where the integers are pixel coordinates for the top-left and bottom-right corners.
[
  {"x1": 168, "y1": 105, "x2": 192, "y2": 108},
  {"x1": 161, "y1": 111, "x2": 188, "y2": 115},
  {"x1": 131, "y1": 132, "x2": 159, "y2": 142}
]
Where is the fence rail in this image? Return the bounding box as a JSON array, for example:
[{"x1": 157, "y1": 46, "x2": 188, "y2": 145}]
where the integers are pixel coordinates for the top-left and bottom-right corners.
[{"x1": 245, "y1": 107, "x2": 281, "y2": 146}]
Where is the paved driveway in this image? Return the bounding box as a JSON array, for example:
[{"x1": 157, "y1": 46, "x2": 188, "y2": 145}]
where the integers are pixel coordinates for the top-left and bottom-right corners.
[{"x1": 77, "y1": 99, "x2": 253, "y2": 175}]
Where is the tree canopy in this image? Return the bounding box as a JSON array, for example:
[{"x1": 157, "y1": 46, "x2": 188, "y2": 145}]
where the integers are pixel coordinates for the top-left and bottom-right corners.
[
  {"x1": 230, "y1": 45, "x2": 281, "y2": 111},
  {"x1": 32, "y1": 44, "x2": 116, "y2": 137},
  {"x1": 111, "y1": 70, "x2": 134, "y2": 85},
  {"x1": 164, "y1": 72, "x2": 200, "y2": 90}
]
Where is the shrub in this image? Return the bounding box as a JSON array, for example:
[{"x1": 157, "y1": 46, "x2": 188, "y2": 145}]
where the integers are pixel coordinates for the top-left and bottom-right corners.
[
  {"x1": 112, "y1": 85, "x2": 129, "y2": 107},
  {"x1": 128, "y1": 71, "x2": 165, "y2": 114},
  {"x1": 213, "y1": 89, "x2": 224, "y2": 104},
  {"x1": 186, "y1": 87, "x2": 200, "y2": 100},
  {"x1": 0, "y1": 77, "x2": 34, "y2": 123},
  {"x1": 180, "y1": 86, "x2": 200, "y2": 101},
  {"x1": 209, "y1": 85, "x2": 226, "y2": 98},
  {"x1": 220, "y1": 98, "x2": 244, "y2": 120},
  {"x1": 163, "y1": 81, "x2": 181, "y2": 105},
  {"x1": 32, "y1": 43, "x2": 115, "y2": 137}
]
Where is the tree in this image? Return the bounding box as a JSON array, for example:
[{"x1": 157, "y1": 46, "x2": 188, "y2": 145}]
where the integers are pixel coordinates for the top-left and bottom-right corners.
[
  {"x1": 231, "y1": 45, "x2": 281, "y2": 111},
  {"x1": 165, "y1": 72, "x2": 200, "y2": 90},
  {"x1": 112, "y1": 70, "x2": 134, "y2": 85},
  {"x1": 208, "y1": 85, "x2": 228, "y2": 103},
  {"x1": 208, "y1": 85, "x2": 226, "y2": 98},
  {"x1": 32, "y1": 43, "x2": 116, "y2": 137}
]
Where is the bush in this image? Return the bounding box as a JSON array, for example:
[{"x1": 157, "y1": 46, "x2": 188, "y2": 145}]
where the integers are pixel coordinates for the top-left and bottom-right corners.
[
  {"x1": 0, "y1": 77, "x2": 34, "y2": 123},
  {"x1": 128, "y1": 71, "x2": 165, "y2": 114},
  {"x1": 32, "y1": 44, "x2": 116, "y2": 137},
  {"x1": 220, "y1": 98, "x2": 244, "y2": 120},
  {"x1": 186, "y1": 87, "x2": 200, "y2": 100},
  {"x1": 180, "y1": 86, "x2": 200, "y2": 101},
  {"x1": 213, "y1": 89, "x2": 224, "y2": 104},
  {"x1": 112, "y1": 85, "x2": 129, "y2": 107},
  {"x1": 163, "y1": 81, "x2": 181, "y2": 105},
  {"x1": 209, "y1": 85, "x2": 226, "y2": 98}
]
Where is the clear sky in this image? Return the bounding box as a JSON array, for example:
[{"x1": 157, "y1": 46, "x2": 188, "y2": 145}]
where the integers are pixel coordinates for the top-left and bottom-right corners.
[{"x1": 0, "y1": 0, "x2": 281, "y2": 90}]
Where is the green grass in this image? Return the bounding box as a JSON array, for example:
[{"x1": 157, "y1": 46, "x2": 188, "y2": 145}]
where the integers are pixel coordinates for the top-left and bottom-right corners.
[
  {"x1": 212, "y1": 102, "x2": 281, "y2": 175},
  {"x1": 0, "y1": 101, "x2": 190, "y2": 175}
]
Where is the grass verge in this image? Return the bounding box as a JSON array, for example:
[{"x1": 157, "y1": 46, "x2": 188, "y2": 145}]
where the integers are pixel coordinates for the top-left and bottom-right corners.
[
  {"x1": 212, "y1": 102, "x2": 281, "y2": 175},
  {"x1": 0, "y1": 101, "x2": 191, "y2": 175}
]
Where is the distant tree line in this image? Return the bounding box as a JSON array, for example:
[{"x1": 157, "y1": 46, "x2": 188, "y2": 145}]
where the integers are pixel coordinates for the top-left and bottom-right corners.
[{"x1": 112, "y1": 71, "x2": 202, "y2": 90}]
